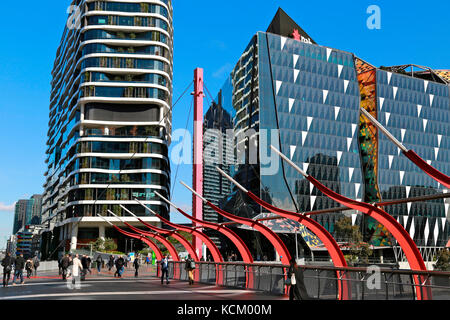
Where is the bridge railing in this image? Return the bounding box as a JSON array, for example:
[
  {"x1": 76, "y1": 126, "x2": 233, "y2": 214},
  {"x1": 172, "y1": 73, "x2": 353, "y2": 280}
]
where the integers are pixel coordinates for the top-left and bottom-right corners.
[{"x1": 162, "y1": 261, "x2": 450, "y2": 300}]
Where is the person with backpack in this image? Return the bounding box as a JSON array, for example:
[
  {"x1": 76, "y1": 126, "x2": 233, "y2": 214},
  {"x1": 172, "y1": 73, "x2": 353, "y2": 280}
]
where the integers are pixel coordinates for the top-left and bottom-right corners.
[
  {"x1": 12, "y1": 253, "x2": 25, "y2": 285},
  {"x1": 61, "y1": 254, "x2": 71, "y2": 280},
  {"x1": 115, "y1": 256, "x2": 125, "y2": 278},
  {"x1": 133, "y1": 255, "x2": 140, "y2": 278},
  {"x1": 25, "y1": 258, "x2": 34, "y2": 279},
  {"x1": 1, "y1": 252, "x2": 13, "y2": 288},
  {"x1": 160, "y1": 255, "x2": 169, "y2": 285},
  {"x1": 32, "y1": 256, "x2": 40, "y2": 277},
  {"x1": 185, "y1": 255, "x2": 196, "y2": 285}
]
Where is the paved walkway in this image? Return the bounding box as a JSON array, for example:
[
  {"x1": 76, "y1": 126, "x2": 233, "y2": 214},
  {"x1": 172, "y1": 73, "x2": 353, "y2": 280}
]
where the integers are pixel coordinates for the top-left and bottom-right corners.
[{"x1": 0, "y1": 268, "x2": 286, "y2": 300}]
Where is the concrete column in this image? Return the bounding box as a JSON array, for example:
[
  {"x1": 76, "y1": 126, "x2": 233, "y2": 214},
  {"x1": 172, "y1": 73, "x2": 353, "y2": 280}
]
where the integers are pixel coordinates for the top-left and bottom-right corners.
[
  {"x1": 70, "y1": 223, "x2": 78, "y2": 252},
  {"x1": 99, "y1": 224, "x2": 106, "y2": 241}
]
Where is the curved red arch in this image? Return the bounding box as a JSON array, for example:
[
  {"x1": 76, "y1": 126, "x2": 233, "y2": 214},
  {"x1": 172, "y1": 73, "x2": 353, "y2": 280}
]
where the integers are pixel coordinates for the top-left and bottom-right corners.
[
  {"x1": 112, "y1": 225, "x2": 163, "y2": 262},
  {"x1": 174, "y1": 206, "x2": 254, "y2": 287},
  {"x1": 205, "y1": 201, "x2": 292, "y2": 266},
  {"x1": 140, "y1": 208, "x2": 224, "y2": 284},
  {"x1": 305, "y1": 175, "x2": 431, "y2": 300},
  {"x1": 404, "y1": 150, "x2": 450, "y2": 189},
  {"x1": 247, "y1": 192, "x2": 350, "y2": 300},
  {"x1": 131, "y1": 217, "x2": 199, "y2": 262},
  {"x1": 122, "y1": 222, "x2": 180, "y2": 262}
]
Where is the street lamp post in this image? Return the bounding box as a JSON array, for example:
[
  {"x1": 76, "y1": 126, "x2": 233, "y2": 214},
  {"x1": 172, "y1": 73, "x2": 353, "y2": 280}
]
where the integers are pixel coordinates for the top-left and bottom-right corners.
[{"x1": 295, "y1": 227, "x2": 299, "y2": 262}]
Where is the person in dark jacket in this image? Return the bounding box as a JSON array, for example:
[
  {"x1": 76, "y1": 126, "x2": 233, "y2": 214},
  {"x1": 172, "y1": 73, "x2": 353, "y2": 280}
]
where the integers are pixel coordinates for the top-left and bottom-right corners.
[
  {"x1": 32, "y1": 256, "x2": 40, "y2": 276},
  {"x1": 115, "y1": 256, "x2": 125, "y2": 278},
  {"x1": 81, "y1": 255, "x2": 91, "y2": 280},
  {"x1": 160, "y1": 255, "x2": 169, "y2": 285},
  {"x1": 185, "y1": 255, "x2": 195, "y2": 285},
  {"x1": 108, "y1": 255, "x2": 115, "y2": 272},
  {"x1": 96, "y1": 255, "x2": 104, "y2": 273},
  {"x1": 2, "y1": 252, "x2": 13, "y2": 287},
  {"x1": 12, "y1": 253, "x2": 26, "y2": 285},
  {"x1": 287, "y1": 259, "x2": 309, "y2": 300},
  {"x1": 133, "y1": 255, "x2": 140, "y2": 278},
  {"x1": 61, "y1": 254, "x2": 70, "y2": 280},
  {"x1": 25, "y1": 258, "x2": 33, "y2": 279}
]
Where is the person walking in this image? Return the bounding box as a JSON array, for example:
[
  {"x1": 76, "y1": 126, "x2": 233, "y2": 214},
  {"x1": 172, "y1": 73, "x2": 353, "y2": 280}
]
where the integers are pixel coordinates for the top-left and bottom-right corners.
[
  {"x1": 133, "y1": 255, "x2": 140, "y2": 278},
  {"x1": 96, "y1": 255, "x2": 104, "y2": 273},
  {"x1": 12, "y1": 253, "x2": 25, "y2": 285},
  {"x1": 108, "y1": 255, "x2": 115, "y2": 272},
  {"x1": 25, "y1": 258, "x2": 34, "y2": 279},
  {"x1": 185, "y1": 255, "x2": 195, "y2": 285},
  {"x1": 61, "y1": 254, "x2": 70, "y2": 280},
  {"x1": 71, "y1": 254, "x2": 83, "y2": 289},
  {"x1": 32, "y1": 256, "x2": 40, "y2": 277},
  {"x1": 80, "y1": 255, "x2": 89, "y2": 281},
  {"x1": 115, "y1": 256, "x2": 125, "y2": 278},
  {"x1": 86, "y1": 256, "x2": 92, "y2": 274},
  {"x1": 160, "y1": 255, "x2": 169, "y2": 285},
  {"x1": 1, "y1": 252, "x2": 13, "y2": 288},
  {"x1": 287, "y1": 258, "x2": 309, "y2": 300}
]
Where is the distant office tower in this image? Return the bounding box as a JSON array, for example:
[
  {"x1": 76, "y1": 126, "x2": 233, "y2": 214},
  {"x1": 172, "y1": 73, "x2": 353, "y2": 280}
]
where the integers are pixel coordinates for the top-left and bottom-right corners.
[
  {"x1": 12, "y1": 195, "x2": 43, "y2": 235},
  {"x1": 203, "y1": 91, "x2": 235, "y2": 249},
  {"x1": 13, "y1": 200, "x2": 28, "y2": 235},
  {"x1": 41, "y1": 0, "x2": 173, "y2": 258},
  {"x1": 212, "y1": 8, "x2": 449, "y2": 260}
]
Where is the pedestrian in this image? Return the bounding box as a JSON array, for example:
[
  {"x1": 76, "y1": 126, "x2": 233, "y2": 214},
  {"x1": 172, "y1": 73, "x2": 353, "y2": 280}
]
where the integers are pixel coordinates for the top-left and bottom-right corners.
[
  {"x1": 12, "y1": 253, "x2": 25, "y2": 285},
  {"x1": 32, "y1": 256, "x2": 40, "y2": 277},
  {"x1": 1, "y1": 252, "x2": 13, "y2": 288},
  {"x1": 96, "y1": 255, "x2": 104, "y2": 273},
  {"x1": 81, "y1": 255, "x2": 89, "y2": 280},
  {"x1": 115, "y1": 256, "x2": 125, "y2": 278},
  {"x1": 61, "y1": 254, "x2": 70, "y2": 280},
  {"x1": 86, "y1": 256, "x2": 92, "y2": 274},
  {"x1": 25, "y1": 258, "x2": 34, "y2": 279},
  {"x1": 71, "y1": 254, "x2": 83, "y2": 289},
  {"x1": 287, "y1": 258, "x2": 309, "y2": 300},
  {"x1": 185, "y1": 255, "x2": 195, "y2": 285},
  {"x1": 108, "y1": 255, "x2": 115, "y2": 272},
  {"x1": 160, "y1": 255, "x2": 169, "y2": 285},
  {"x1": 133, "y1": 255, "x2": 140, "y2": 278},
  {"x1": 145, "y1": 256, "x2": 150, "y2": 265}
]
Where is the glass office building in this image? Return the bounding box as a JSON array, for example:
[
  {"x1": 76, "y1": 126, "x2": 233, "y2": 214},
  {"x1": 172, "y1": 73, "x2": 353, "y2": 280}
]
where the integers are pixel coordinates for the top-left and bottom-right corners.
[
  {"x1": 41, "y1": 0, "x2": 173, "y2": 258},
  {"x1": 212, "y1": 9, "x2": 449, "y2": 261}
]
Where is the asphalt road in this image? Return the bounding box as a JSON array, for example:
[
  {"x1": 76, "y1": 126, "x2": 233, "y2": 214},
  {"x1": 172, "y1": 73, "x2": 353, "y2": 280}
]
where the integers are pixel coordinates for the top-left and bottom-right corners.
[{"x1": 0, "y1": 267, "x2": 286, "y2": 301}]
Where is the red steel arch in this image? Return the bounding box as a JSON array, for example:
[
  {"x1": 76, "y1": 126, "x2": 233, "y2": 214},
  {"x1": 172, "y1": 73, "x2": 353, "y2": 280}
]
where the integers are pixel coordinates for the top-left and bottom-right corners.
[
  {"x1": 111, "y1": 225, "x2": 163, "y2": 262},
  {"x1": 403, "y1": 150, "x2": 450, "y2": 189},
  {"x1": 206, "y1": 201, "x2": 292, "y2": 266},
  {"x1": 272, "y1": 146, "x2": 432, "y2": 300},
  {"x1": 247, "y1": 193, "x2": 350, "y2": 300},
  {"x1": 135, "y1": 201, "x2": 224, "y2": 284},
  {"x1": 120, "y1": 205, "x2": 199, "y2": 262},
  {"x1": 171, "y1": 204, "x2": 254, "y2": 287}
]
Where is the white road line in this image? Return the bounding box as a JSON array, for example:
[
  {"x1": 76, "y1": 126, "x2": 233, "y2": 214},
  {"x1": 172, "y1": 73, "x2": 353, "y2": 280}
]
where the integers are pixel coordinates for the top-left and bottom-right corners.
[{"x1": 0, "y1": 289, "x2": 251, "y2": 300}]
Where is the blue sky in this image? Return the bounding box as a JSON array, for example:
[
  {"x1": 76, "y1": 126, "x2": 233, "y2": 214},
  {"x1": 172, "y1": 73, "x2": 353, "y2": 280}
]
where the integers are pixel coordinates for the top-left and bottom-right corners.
[{"x1": 0, "y1": 0, "x2": 449, "y2": 249}]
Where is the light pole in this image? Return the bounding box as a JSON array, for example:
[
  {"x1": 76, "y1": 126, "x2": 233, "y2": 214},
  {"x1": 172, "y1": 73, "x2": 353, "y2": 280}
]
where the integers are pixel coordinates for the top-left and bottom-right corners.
[{"x1": 125, "y1": 239, "x2": 128, "y2": 254}]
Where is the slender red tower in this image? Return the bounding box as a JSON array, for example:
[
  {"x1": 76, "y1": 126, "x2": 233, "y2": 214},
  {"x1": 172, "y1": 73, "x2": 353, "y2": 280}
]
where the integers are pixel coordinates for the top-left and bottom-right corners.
[{"x1": 192, "y1": 68, "x2": 204, "y2": 258}]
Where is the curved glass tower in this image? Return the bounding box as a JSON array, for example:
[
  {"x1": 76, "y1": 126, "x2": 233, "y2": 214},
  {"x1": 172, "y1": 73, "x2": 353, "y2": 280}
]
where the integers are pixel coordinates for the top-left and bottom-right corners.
[{"x1": 41, "y1": 0, "x2": 173, "y2": 256}]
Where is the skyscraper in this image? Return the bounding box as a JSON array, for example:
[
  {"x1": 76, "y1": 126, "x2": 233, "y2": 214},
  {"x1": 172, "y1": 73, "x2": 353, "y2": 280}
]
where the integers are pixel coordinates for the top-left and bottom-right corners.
[
  {"x1": 41, "y1": 0, "x2": 173, "y2": 257},
  {"x1": 212, "y1": 8, "x2": 449, "y2": 261}
]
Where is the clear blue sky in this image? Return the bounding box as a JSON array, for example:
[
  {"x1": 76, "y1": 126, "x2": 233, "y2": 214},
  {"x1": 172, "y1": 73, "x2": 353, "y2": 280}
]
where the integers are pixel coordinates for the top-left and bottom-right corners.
[{"x1": 0, "y1": 0, "x2": 448, "y2": 249}]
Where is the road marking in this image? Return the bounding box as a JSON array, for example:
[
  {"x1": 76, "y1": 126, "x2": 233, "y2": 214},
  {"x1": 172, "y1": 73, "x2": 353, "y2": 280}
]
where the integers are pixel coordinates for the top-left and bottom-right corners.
[{"x1": 0, "y1": 289, "x2": 252, "y2": 300}]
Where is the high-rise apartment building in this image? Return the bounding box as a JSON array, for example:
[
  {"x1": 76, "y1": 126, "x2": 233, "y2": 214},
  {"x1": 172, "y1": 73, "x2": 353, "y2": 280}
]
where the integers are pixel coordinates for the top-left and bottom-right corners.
[
  {"x1": 12, "y1": 195, "x2": 43, "y2": 235},
  {"x1": 40, "y1": 0, "x2": 173, "y2": 257}
]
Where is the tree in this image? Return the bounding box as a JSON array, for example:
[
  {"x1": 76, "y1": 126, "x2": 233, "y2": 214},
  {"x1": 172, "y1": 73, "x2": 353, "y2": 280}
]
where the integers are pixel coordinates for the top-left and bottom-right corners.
[
  {"x1": 335, "y1": 216, "x2": 373, "y2": 264},
  {"x1": 434, "y1": 248, "x2": 450, "y2": 272},
  {"x1": 90, "y1": 238, "x2": 117, "y2": 253}
]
